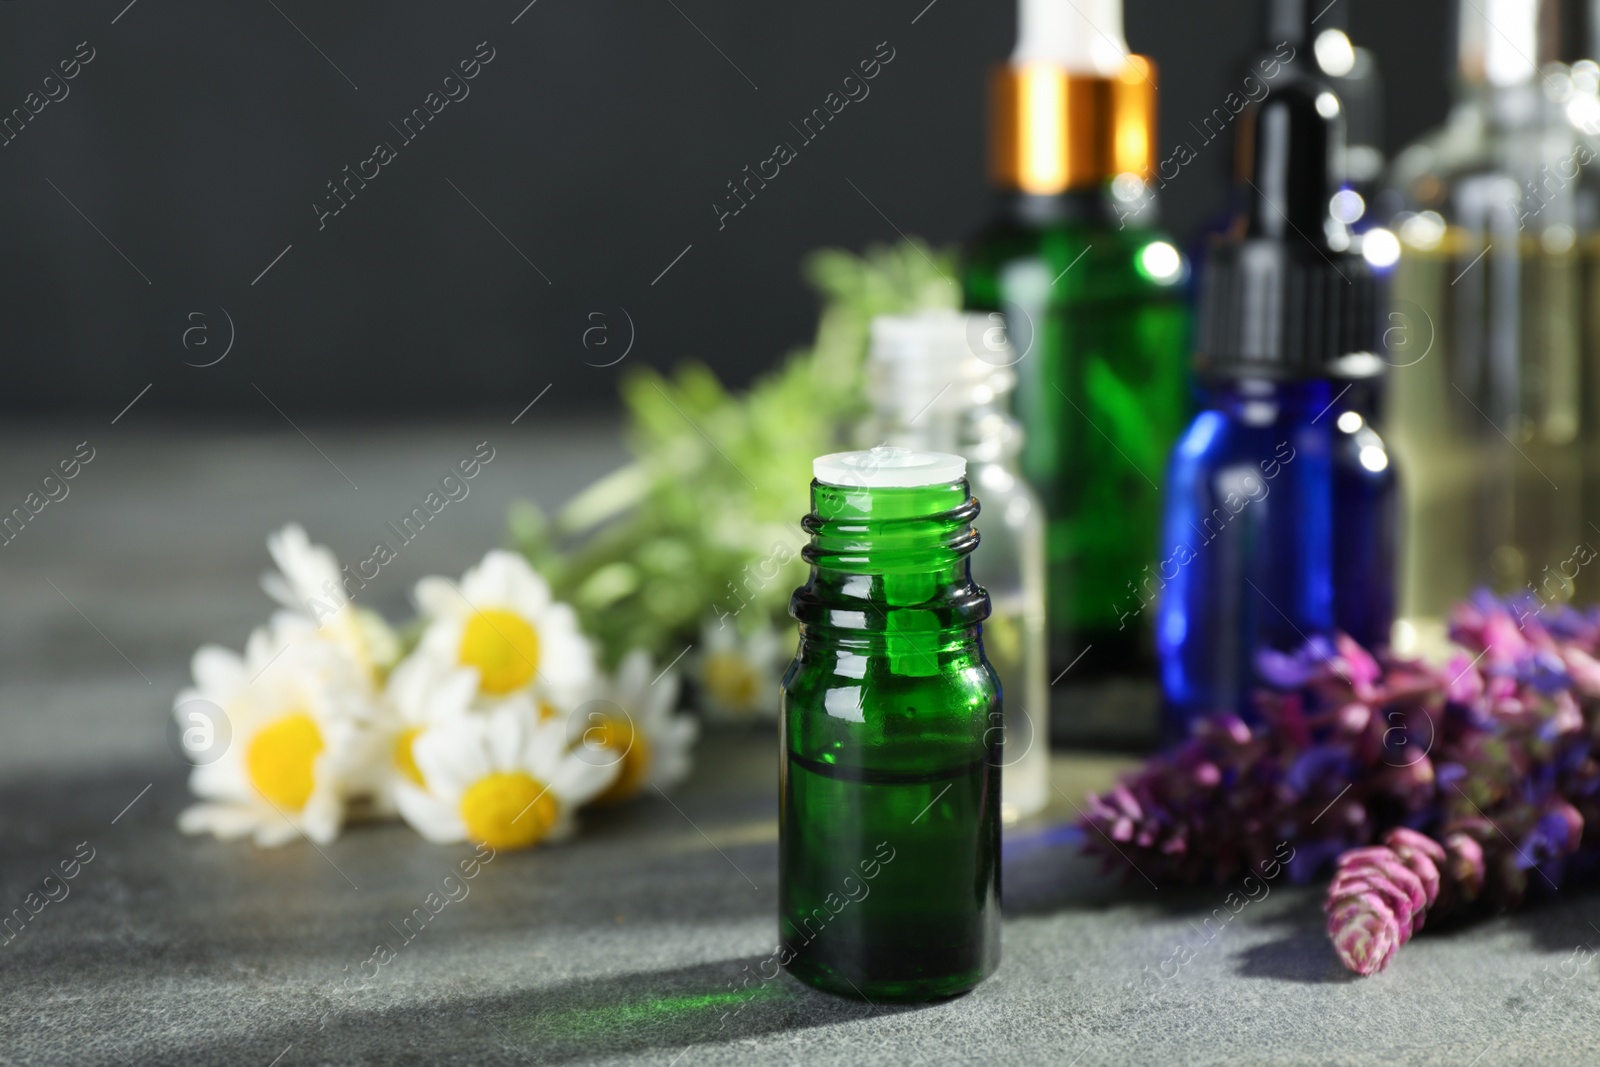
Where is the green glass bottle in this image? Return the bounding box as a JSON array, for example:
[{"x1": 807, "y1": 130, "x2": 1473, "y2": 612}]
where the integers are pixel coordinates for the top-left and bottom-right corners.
[
  {"x1": 780, "y1": 448, "x2": 1001, "y2": 1002},
  {"x1": 964, "y1": 0, "x2": 1190, "y2": 683}
]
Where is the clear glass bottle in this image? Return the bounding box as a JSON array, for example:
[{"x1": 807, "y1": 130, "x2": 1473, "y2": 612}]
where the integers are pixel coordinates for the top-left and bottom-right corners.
[
  {"x1": 963, "y1": 0, "x2": 1191, "y2": 691},
  {"x1": 862, "y1": 311, "x2": 1049, "y2": 824},
  {"x1": 1386, "y1": 0, "x2": 1600, "y2": 649},
  {"x1": 781, "y1": 448, "x2": 1000, "y2": 1001}
]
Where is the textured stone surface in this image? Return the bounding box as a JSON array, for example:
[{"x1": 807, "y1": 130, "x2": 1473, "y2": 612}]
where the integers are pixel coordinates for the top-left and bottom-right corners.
[
  {"x1": 2, "y1": 424, "x2": 1598, "y2": 1065},
  {"x1": 5, "y1": 743, "x2": 1600, "y2": 1067}
]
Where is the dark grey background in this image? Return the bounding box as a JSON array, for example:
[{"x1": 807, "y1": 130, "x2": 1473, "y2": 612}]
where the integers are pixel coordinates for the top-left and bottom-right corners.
[{"x1": 0, "y1": 0, "x2": 1450, "y2": 418}]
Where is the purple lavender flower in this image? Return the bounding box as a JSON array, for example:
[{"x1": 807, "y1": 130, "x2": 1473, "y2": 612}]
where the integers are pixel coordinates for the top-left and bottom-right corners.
[
  {"x1": 1519, "y1": 798, "x2": 1583, "y2": 869},
  {"x1": 1080, "y1": 592, "x2": 1600, "y2": 977},
  {"x1": 1257, "y1": 636, "x2": 1338, "y2": 690},
  {"x1": 1519, "y1": 649, "x2": 1570, "y2": 696}
]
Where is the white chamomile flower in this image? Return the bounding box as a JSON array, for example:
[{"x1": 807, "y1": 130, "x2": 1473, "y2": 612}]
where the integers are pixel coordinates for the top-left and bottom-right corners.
[
  {"x1": 413, "y1": 550, "x2": 595, "y2": 704},
  {"x1": 377, "y1": 652, "x2": 479, "y2": 813},
  {"x1": 176, "y1": 615, "x2": 380, "y2": 847},
  {"x1": 262, "y1": 523, "x2": 400, "y2": 685},
  {"x1": 570, "y1": 649, "x2": 700, "y2": 805},
  {"x1": 395, "y1": 699, "x2": 617, "y2": 850},
  {"x1": 694, "y1": 618, "x2": 785, "y2": 722}
]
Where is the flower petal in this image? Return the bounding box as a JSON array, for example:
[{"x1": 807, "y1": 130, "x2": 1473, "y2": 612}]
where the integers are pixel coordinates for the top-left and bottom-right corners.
[{"x1": 394, "y1": 781, "x2": 468, "y2": 843}]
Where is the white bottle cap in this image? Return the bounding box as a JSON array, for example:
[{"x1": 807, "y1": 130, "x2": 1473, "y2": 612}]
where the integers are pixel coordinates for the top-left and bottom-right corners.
[
  {"x1": 813, "y1": 447, "x2": 967, "y2": 489},
  {"x1": 1012, "y1": 0, "x2": 1128, "y2": 76},
  {"x1": 867, "y1": 310, "x2": 1017, "y2": 421},
  {"x1": 1457, "y1": 0, "x2": 1537, "y2": 87}
]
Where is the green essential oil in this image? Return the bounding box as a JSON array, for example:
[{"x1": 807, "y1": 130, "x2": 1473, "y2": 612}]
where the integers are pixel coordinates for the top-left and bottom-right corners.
[
  {"x1": 965, "y1": 201, "x2": 1190, "y2": 677},
  {"x1": 780, "y1": 448, "x2": 1001, "y2": 1002},
  {"x1": 966, "y1": 10, "x2": 1190, "y2": 679}
]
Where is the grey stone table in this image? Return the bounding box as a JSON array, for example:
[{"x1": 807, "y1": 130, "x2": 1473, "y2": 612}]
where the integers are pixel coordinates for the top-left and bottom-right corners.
[{"x1": 2, "y1": 421, "x2": 1598, "y2": 1066}]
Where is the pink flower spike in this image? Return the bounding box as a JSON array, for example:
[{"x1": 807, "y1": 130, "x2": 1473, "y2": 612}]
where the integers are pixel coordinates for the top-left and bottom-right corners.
[
  {"x1": 1210, "y1": 714, "x2": 1253, "y2": 746},
  {"x1": 1443, "y1": 653, "x2": 1485, "y2": 704},
  {"x1": 1383, "y1": 844, "x2": 1440, "y2": 933},
  {"x1": 1486, "y1": 674, "x2": 1518, "y2": 702},
  {"x1": 1443, "y1": 833, "x2": 1486, "y2": 902},
  {"x1": 1384, "y1": 829, "x2": 1443, "y2": 912},
  {"x1": 1328, "y1": 873, "x2": 1414, "y2": 935},
  {"x1": 1551, "y1": 691, "x2": 1585, "y2": 736},
  {"x1": 1336, "y1": 702, "x2": 1372, "y2": 735},
  {"x1": 1481, "y1": 612, "x2": 1532, "y2": 664},
  {"x1": 1109, "y1": 784, "x2": 1144, "y2": 821},
  {"x1": 1560, "y1": 647, "x2": 1600, "y2": 696},
  {"x1": 1328, "y1": 894, "x2": 1399, "y2": 975},
  {"x1": 1549, "y1": 798, "x2": 1585, "y2": 854},
  {"x1": 1337, "y1": 633, "x2": 1382, "y2": 693},
  {"x1": 1326, "y1": 829, "x2": 1453, "y2": 975},
  {"x1": 1385, "y1": 827, "x2": 1446, "y2": 863}
]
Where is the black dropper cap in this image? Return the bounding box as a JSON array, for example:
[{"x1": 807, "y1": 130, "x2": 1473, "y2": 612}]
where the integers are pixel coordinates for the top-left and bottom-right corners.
[
  {"x1": 1262, "y1": 0, "x2": 1386, "y2": 192},
  {"x1": 1194, "y1": 70, "x2": 1375, "y2": 380},
  {"x1": 1239, "y1": 1, "x2": 1336, "y2": 96},
  {"x1": 1265, "y1": 0, "x2": 1346, "y2": 45}
]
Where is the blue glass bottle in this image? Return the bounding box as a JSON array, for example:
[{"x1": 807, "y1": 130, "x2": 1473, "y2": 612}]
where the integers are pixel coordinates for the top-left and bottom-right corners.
[
  {"x1": 1155, "y1": 67, "x2": 1377, "y2": 741},
  {"x1": 1158, "y1": 379, "x2": 1335, "y2": 731}
]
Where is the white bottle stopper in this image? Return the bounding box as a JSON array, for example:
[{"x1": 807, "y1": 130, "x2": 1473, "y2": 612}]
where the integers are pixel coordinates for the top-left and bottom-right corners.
[
  {"x1": 1457, "y1": 0, "x2": 1537, "y2": 87},
  {"x1": 813, "y1": 447, "x2": 967, "y2": 489},
  {"x1": 1012, "y1": 0, "x2": 1129, "y2": 76},
  {"x1": 867, "y1": 310, "x2": 1017, "y2": 424}
]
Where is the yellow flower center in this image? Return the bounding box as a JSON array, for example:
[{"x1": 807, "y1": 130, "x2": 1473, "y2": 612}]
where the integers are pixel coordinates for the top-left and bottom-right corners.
[
  {"x1": 394, "y1": 726, "x2": 425, "y2": 786},
  {"x1": 703, "y1": 651, "x2": 761, "y2": 713},
  {"x1": 247, "y1": 712, "x2": 323, "y2": 811},
  {"x1": 458, "y1": 772, "x2": 560, "y2": 850},
  {"x1": 458, "y1": 609, "x2": 541, "y2": 695},
  {"x1": 589, "y1": 716, "x2": 653, "y2": 806}
]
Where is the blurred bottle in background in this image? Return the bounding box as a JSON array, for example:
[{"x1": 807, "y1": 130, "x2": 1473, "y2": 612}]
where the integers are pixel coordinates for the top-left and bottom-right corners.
[
  {"x1": 1329, "y1": 352, "x2": 1399, "y2": 651},
  {"x1": 1198, "y1": 1, "x2": 1392, "y2": 252},
  {"x1": 1387, "y1": 0, "x2": 1600, "y2": 653},
  {"x1": 964, "y1": 0, "x2": 1189, "y2": 746},
  {"x1": 1309, "y1": 5, "x2": 1389, "y2": 240},
  {"x1": 1197, "y1": 3, "x2": 1399, "y2": 658},
  {"x1": 1156, "y1": 62, "x2": 1376, "y2": 738},
  {"x1": 1298, "y1": 3, "x2": 1401, "y2": 653},
  {"x1": 863, "y1": 312, "x2": 1050, "y2": 823}
]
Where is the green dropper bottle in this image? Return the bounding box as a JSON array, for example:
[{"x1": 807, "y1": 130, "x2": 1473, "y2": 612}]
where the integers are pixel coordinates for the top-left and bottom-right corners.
[
  {"x1": 780, "y1": 447, "x2": 1001, "y2": 1002},
  {"x1": 964, "y1": 0, "x2": 1190, "y2": 693}
]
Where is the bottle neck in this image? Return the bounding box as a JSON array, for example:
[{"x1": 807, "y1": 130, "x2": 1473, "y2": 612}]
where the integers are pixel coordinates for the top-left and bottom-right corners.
[
  {"x1": 990, "y1": 183, "x2": 1158, "y2": 229},
  {"x1": 1202, "y1": 377, "x2": 1333, "y2": 423},
  {"x1": 790, "y1": 479, "x2": 991, "y2": 641},
  {"x1": 1334, "y1": 373, "x2": 1385, "y2": 421}
]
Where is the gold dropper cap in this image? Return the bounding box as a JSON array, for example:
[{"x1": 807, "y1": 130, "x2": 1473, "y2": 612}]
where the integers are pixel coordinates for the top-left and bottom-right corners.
[{"x1": 988, "y1": 55, "x2": 1158, "y2": 194}]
